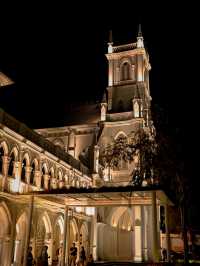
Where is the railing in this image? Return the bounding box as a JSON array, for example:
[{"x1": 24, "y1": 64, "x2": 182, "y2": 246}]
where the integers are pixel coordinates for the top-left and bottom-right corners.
[
  {"x1": 113, "y1": 43, "x2": 137, "y2": 53},
  {"x1": 0, "y1": 108, "x2": 90, "y2": 175}
]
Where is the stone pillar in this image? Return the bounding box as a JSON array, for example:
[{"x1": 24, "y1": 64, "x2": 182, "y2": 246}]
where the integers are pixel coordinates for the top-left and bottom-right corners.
[
  {"x1": 34, "y1": 170, "x2": 41, "y2": 188},
  {"x1": 13, "y1": 240, "x2": 21, "y2": 265},
  {"x1": 1, "y1": 155, "x2": 10, "y2": 191},
  {"x1": 8, "y1": 214, "x2": 17, "y2": 266},
  {"x1": 165, "y1": 204, "x2": 170, "y2": 262},
  {"x1": 93, "y1": 145, "x2": 100, "y2": 173},
  {"x1": 62, "y1": 206, "x2": 69, "y2": 266},
  {"x1": 11, "y1": 161, "x2": 22, "y2": 193},
  {"x1": 25, "y1": 166, "x2": 32, "y2": 192},
  {"x1": 23, "y1": 195, "x2": 34, "y2": 266},
  {"x1": 90, "y1": 207, "x2": 97, "y2": 260},
  {"x1": 142, "y1": 206, "x2": 148, "y2": 261},
  {"x1": 151, "y1": 191, "x2": 160, "y2": 262},
  {"x1": 2, "y1": 236, "x2": 11, "y2": 266},
  {"x1": 25, "y1": 166, "x2": 32, "y2": 184},
  {"x1": 134, "y1": 205, "x2": 142, "y2": 262},
  {"x1": 44, "y1": 174, "x2": 50, "y2": 190},
  {"x1": 0, "y1": 237, "x2": 3, "y2": 258}
]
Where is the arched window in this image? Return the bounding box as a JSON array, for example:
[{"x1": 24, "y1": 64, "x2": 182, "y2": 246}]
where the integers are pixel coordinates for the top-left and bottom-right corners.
[
  {"x1": 0, "y1": 147, "x2": 4, "y2": 174},
  {"x1": 8, "y1": 152, "x2": 15, "y2": 177},
  {"x1": 30, "y1": 161, "x2": 36, "y2": 185},
  {"x1": 121, "y1": 62, "x2": 131, "y2": 81},
  {"x1": 134, "y1": 101, "x2": 140, "y2": 118},
  {"x1": 41, "y1": 166, "x2": 46, "y2": 189},
  {"x1": 21, "y1": 159, "x2": 27, "y2": 182}
]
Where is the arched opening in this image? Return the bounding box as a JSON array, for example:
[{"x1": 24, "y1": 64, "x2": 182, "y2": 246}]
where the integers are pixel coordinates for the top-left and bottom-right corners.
[
  {"x1": 21, "y1": 159, "x2": 27, "y2": 183},
  {"x1": 41, "y1": 165, "x2": 46, "y2": 189},
  {"x1": 69, "y1": 218, "x2": 78, "y2": 251},
  {"x1": 49, "y1": 168, "x2": 54, "y2": 190},
  {"x1": 97, "y1": 207, "x2": 134, "y2": 261},
  {"x1": 8, "y1": 152, "x2": 15, "y2": 177},
  {"x1": 0, "y1": 147, "x2": 4, "y2": 175},
  {"x1": 0, "y1": 202, "x2": 11, "y2": 261},
  {"x1": 80, "y1": 222, "x2": 89, "y2": 257},
  {"x1": 53, "y1": 216, "x2": 64, "y2": 263},
  {"x1": 30, "y1": 160, "x2": 37, "y2": 185},
  {"x1": 35, "y1": 212, "x2": 52, "y2": 265},
  {"x1": 121, "y1": 62, "x2": 131, "y2": 81},
  {"x1": 13, "y1": 212, "x2": 27, "y2": 266}
]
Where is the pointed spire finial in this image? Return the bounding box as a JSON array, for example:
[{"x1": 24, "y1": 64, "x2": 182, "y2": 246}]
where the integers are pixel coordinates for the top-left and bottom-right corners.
[
  {"x1": 138, "y1": 24, "x2": 142, "y2": 37},
  {"x1": 137, "y1": 24, "x2": 144, "y2": 48},
  {"x1": 108, "y1": 30, "x2": 113, "y2": 44}
]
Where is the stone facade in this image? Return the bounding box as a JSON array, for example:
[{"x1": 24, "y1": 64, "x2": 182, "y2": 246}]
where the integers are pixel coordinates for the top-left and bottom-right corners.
[{"x1": 0, "y1": 30, "x2": 175, "y2": 266}]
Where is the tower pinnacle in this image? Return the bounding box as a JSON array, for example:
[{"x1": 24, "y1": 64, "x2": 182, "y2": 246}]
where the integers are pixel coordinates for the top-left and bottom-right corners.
[
  {"x1": 108, "y1": 30, "x2": 113, "y2": 53},
  {"x1": 137, "y1": 24, "x2": 144, "y2": 48}
]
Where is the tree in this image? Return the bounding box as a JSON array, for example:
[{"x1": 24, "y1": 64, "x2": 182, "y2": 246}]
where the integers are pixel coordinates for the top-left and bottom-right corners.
[{"x1": 100, "y1": 117, "x2": 191, "y2": 264}]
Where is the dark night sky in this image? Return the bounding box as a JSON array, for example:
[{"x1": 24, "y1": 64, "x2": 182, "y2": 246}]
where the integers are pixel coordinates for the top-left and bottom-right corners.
[{"x1": 0, "y1": 2, "x2": 200, "y2": 225}]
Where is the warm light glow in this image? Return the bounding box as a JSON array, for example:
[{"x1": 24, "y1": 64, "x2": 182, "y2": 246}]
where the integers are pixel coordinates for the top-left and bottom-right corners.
[
  {"x1": 85, "y1": 207, "x2": 95, "y2": 216},
  {"x1": 75, "y1": 207, "x2": 84, "y2": 213},
  {"x1": 10, "y1": 178, "x2": 20, "y2": 193}
]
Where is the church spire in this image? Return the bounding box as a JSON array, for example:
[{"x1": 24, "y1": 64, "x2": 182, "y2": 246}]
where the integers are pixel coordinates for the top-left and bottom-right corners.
[
  {"x1": 137, "y1": 24, "x2": 144, "y2": 48},
  {"x1": 108, "y1": 30, "x2": 113, "y2": 53},
  {"x1": 138, "y1": 24, "x2": 142, "y2": 37}
]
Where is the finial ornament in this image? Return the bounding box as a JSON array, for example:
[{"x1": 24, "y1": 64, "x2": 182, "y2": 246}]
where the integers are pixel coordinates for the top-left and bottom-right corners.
[
  {"x1": 138, "y1": 24, "x2": 142, "y2": 37},
  {"x1": 108, "y1": 30, "x2": 113, "y2": 53}
]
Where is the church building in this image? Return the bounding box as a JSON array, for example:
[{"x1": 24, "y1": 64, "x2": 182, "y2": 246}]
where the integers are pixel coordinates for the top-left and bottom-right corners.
[{"x1": 0, "y1": 29, "x2": 176, "y2": 266}]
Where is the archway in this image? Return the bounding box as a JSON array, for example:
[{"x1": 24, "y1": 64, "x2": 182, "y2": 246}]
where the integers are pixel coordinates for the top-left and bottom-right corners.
[
  {"x1": 13, "y1": 212, "x2": 27, "y2": 266},
  {"x1": 35, "y1": 212, "x2": 52, "y2": 265},
  {"x1": 53, "y1": 216, "x2": 64, "y2": 263},
  {"x1": 97, "y1": 207, "x2": 134, "y2": 261},
  {"x1": 80, "y1": 222, "x2": 89, "y2": 257},
  {"x1": 69, "y1": 218, "x2": 78, "y2": 250},
  {"x1": 0, "y1": 202, "x2": 11, "y2": 265}
]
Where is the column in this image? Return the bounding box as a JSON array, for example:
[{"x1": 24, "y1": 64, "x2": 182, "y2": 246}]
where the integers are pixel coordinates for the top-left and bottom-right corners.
[
  {"x1": 44, "y1": 174, "x2": 50, "y2": 190},
  {"x1": 8, "y1": 214, "x2": 17, "y2": 266},
  {"x1": 1, "y1": 155, "x2": 10, "y2": 191},
  {"x1": 151, "y1": 191, "x2": 160, "y2": 262},
  {"x1": 2, "y1": 236, "x2": 11, "y2": 266},
  {"x1": 23, "y1": 195, "x2": 34, "y2": 266},
  {"x1": 12, "y1": 161, "x2": 22, "y2": 193},
  {"x1": 25, "y1": 166, "x2": 32, "y2": 192},
  {"x1": 90, "y1": 207, "x2": 97, "y2": 260},
  {"x1": 62, "y1": 206, "x2": 69, "y2": 266},
  {"x1": 165, "y1": 204, "x2": 170, "y2": 262},
  {"x1": 0, "y1": 237, "x2": 3, "y2": 258},
  {"x1": 142, "y1": 206, "x2": 148, "y2": 261},
  {"x1": 134, "y1": 205, "x2": 142, "y2": 261},
  {"x1": 34, "y1": 170, "x2": 41, "y2": 188}
]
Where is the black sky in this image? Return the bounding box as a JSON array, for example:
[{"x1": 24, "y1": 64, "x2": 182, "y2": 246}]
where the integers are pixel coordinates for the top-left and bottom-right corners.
[{"x1": 0, "y1": 2, "x2": 200, "y2": 225}]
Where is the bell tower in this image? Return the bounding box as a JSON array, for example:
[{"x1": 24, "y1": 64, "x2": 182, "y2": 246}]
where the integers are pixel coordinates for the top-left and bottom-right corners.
[{"x1": 105, "y1": 26, "x2": 151, "y2": 125}]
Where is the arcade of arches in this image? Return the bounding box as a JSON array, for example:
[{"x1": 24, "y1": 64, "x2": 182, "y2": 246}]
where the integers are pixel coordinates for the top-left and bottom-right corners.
[{"x1": 0, "y1": 31, "x2": 175, "y2": 266}]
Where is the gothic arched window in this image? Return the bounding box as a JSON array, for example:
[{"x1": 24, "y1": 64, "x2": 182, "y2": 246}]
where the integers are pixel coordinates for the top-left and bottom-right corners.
[
  {"x1": 41, "y1": 166, "x2": 46, "y2": 188},
  {"x1": 0, "y1": 147, "x2": 4, "y2": 174},
  {"x1": 21, "y1": 159, "x2": 27, "y2": 182},
  {"x1": 121, "y1": 62, "x2": 131, "y2": 81},
  {"x1": 8, "y1": 152, "x2": 15, "y2": 177},
  {"x1": 30, "y1": 161, "x2": 36, "y2": 185}
]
